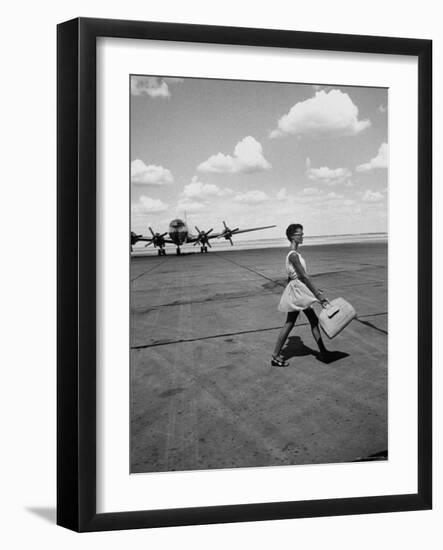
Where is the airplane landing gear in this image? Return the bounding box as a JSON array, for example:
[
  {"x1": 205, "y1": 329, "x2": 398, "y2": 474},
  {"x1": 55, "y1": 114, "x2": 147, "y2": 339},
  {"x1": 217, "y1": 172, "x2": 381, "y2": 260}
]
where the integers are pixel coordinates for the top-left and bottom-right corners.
[
  {"x1": 157, "y1": 249, "x2": 166, "y2": 256},
  {"x1": 176, "y1": 247, "x2": 181, "y2": 255},
  {"x1": 200, "y1": 245, "x2": 208, "y2": 253}
]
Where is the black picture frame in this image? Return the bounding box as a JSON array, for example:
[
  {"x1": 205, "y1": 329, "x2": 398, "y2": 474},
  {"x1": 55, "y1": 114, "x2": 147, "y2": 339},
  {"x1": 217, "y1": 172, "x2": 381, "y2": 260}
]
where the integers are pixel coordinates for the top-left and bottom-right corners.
[{"x1": 57, "y1": 17, "x2": 432, "y2": 532}]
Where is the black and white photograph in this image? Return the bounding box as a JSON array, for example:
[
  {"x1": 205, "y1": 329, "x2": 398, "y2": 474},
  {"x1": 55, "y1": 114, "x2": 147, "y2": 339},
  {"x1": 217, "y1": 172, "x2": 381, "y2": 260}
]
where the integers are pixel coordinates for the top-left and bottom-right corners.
[{"x1": 130, "y1": 75, "x2": 388, "y2": 474}]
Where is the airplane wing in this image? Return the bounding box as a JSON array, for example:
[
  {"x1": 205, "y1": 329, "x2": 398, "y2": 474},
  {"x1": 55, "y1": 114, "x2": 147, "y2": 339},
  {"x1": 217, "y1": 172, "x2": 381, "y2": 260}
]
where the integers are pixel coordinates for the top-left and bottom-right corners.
[
  {"x1": 136, "y1": 238, "x2": 175, "y2": 244},
  {"x1": 187, "y1": 228, "x2": 219, "y2": 243},
  {"x1": 131, "y1": 235, "x2": 174, "y2": 245},
  {"x1": 185, "y1": 223, "x2": 276, "y2": 247},
  {"x1": 193, "y1": 226, "x2": 277, "y2": 241},
  {"x1": 206, "y1": 231, "x2": 223, "y2": 239},
  {"x1": 185, "y1": 234, "x2": 201, "y2": 243},
  {"x1": 225, "y1": 224, "x2": 276, "y2": 236}
]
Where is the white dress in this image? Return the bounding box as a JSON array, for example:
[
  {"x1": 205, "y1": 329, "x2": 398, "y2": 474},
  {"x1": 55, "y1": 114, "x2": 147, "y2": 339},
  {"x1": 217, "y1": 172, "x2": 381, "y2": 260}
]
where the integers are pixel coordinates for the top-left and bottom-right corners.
[{"x1": 277, "y1": 251, "x2": 318, "y2": 312}]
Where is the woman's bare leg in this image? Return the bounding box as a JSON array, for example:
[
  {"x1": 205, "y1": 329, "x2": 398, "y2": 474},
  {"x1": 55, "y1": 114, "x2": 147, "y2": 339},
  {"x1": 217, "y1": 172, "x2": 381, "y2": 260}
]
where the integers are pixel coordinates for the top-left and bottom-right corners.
[
  {"x1": 304, "y1": 307, "x2": 328, "y2": 354},
  {"x1": 273, "y1": 311, "x2": 299, "y2": 358}
]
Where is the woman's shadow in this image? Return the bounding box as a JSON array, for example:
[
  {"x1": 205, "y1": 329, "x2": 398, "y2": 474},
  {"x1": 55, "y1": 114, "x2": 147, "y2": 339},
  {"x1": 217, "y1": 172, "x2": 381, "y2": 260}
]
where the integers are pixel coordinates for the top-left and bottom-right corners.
[{"x1": 282, "y1": 336, "x2": 349, "y2": 365}]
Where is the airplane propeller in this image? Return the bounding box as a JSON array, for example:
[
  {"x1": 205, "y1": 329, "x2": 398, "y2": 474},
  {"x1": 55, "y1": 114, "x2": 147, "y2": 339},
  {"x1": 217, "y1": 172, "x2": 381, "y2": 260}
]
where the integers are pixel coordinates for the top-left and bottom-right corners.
[
  {"x1": 131, "y1": 231, "x2": 143, "y2": 246},
  {"x1": 146, "y1": 227, "x2": 168, "y2": 248},
  {"x1": 193, "y1": 226, "x2": 214, "y2": 247},
  {"x1": 218, "y1": 221, "x2": 239, "y2": 246}
]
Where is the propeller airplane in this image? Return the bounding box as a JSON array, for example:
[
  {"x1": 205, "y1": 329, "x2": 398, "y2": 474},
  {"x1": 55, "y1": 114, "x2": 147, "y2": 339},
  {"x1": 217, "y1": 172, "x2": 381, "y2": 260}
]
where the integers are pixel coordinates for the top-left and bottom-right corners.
[{"x1": 131, "y1": 219, "x2": 276, "y2": 255}]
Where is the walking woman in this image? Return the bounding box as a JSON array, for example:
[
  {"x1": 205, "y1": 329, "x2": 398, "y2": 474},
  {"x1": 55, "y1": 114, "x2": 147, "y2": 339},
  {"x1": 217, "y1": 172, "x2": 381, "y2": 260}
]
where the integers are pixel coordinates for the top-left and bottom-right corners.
[{"x1": 272, "y1": 224, "x2": 329, "y2": 367}]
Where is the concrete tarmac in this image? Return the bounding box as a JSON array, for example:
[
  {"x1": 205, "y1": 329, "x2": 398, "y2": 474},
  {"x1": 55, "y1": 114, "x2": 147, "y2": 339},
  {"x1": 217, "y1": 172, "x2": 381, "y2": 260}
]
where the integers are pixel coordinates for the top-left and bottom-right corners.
[{"x1": 130, "y1": 242, "x2": 387, "y2": 473}]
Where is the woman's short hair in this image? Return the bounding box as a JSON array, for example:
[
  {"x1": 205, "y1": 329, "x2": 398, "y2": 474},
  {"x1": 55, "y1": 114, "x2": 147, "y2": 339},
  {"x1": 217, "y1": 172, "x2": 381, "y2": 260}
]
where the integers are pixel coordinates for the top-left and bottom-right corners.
[{"x1": 286, "y1": 223, "x2": 303, "y2": 241}]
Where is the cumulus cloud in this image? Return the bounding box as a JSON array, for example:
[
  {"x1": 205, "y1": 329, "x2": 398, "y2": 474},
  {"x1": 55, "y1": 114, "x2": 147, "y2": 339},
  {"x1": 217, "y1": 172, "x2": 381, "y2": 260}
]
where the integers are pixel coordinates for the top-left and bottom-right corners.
[
  {"x1": 362, "y1": 190, "x2": 384, "y2": 203},
  {"x1": 356, "y1": 143, "x2": 388, "y2": 172},
  {"x1": 131, "y1": 160, "x2": 174, "y2": 185},
  {"x1": 299, "y1": 187, "x2": 320, "y2": 196},
  {"x1": 197, "y1": 136, "x2": 271, "y2": 174},
  {"x1": 270, "y1": 89, "x2": 371, "y2": 138},
  {"x1": 181, "y1": 176, "x2": 233, "y2": 199},
  {"x1": 276, "y1": 188, "x2": 288, "y2": 200},
  {"x1": 176, "y1": 200, "x2": 206, "y2": 212},
  {"x1": 234, "y1": 190, "x2": 269, "y2": 204},
  {"x1": 305, "y1": 157, "x2": 352, "y2": 185},
  {"x1": 131, "y1": 76, "x2": 183, "y2": 98},
  {"x1": 132, "y1": 196, "x2": 169, "y2": 214},
  {"x1": 326, "y1": 192, "x2": 344, "y2": 199}
]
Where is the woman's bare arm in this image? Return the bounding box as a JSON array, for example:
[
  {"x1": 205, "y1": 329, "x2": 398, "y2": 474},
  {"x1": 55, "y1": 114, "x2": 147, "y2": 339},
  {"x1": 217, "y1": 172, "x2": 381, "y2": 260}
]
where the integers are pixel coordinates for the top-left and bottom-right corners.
[{"x1": 289, "y1": 252, "x2": 327, "y2": 302}]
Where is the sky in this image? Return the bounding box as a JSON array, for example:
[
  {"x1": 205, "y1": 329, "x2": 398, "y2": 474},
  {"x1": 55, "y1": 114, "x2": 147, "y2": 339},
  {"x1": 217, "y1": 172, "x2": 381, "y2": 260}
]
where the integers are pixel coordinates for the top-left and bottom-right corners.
[{"x1": 130, "y1": 76, "x2": 388, "y2": 240}]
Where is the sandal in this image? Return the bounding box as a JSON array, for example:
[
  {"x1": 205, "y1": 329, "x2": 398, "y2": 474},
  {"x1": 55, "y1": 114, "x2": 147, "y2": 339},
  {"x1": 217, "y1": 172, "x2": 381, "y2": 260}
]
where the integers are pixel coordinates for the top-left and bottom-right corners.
[{"x1": 271, "y1": 355, "x2": 289, "y2": 367}]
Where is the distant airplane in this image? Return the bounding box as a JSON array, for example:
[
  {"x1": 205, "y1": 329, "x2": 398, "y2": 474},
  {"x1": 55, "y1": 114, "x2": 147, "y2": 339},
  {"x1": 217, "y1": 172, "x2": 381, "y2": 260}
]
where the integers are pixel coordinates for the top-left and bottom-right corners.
[{"x1": 131, "y1": 219, "x2": 276, "y2": 255}]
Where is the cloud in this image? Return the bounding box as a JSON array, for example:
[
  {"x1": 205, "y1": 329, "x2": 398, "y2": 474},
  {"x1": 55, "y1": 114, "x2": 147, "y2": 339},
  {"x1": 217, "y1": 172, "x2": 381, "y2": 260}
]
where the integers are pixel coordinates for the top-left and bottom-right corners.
[
  {"x1": 326, "y1": 192, "x2": 344, "y2": 199},
  {"x1": 131, "y1": 160, "x2": 174, "y2": 185},
  {"x1": 294, "y1": 188, "x2": 343, "y2": 205},
  {"x1": 276, "y1": 188, "x2": 288, "y2": 200},
  {"x1": 299, "y1": 187, "x2": 320, "y2": 196},
  {"x1": 305, "y1": 157, "x2": 352, "y2": 185},
  {"x1": 270, "y1": 89, "x2": 371, "y2": 138},
  {"x1": 131, "y1": 76, "x2": 183, "y2": 98},
  {"x1": 234, "y1": 190, "x2": 269, "y2": 204},
  {"x1": 356, "y1": 143, "x2": 388, "y2": 172},
  {"x1": 181, "y1": 176, "x2": 233, "y2": 199},
  {"x1": 197, "y1": 136, "x2": 271, "y2": 174},
  {"x1": 362, "y1": 190, "x2": 384, "y2": 203},
  {"x1": 132, "y1": 196, "x2": 169, "y2": 214},
  {"x1": 175, "y1": 176, "x2": 235, "y2": 214},
  {"x1": 176, "y1": 200, "x2": 206, "y2": 212}
]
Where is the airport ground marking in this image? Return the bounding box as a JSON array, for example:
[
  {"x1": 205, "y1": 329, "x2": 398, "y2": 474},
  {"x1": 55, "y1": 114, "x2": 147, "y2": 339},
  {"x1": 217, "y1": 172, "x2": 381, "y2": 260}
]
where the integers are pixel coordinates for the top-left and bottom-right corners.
[
  {"x1": 130, "y1": 254, "x2": 387, "y2": 347},
  {"x1": 211, "y1": 254, "x2": 389, "y2": 335},
  {"x1": 216, "y1": 253, "x2": 286, "y2": 286},
  {"x1": 136, "y1": 277, "x2": 384, "y2": 311},
  {"x1": 130, "y1": 258, "x2": 169, "y2": 282},
  {"x1": 355, "y1": 317, "x2": 388, "y2": 335},
  {"x1": 215, "y1": 253, "x2": 384, "y2": 291},
  {"x1": 131, "y1": 312, "x2": 387, "y2": 350},
  {"x1": 132, "y1": 326, "x2": 284, "y2": 349}
]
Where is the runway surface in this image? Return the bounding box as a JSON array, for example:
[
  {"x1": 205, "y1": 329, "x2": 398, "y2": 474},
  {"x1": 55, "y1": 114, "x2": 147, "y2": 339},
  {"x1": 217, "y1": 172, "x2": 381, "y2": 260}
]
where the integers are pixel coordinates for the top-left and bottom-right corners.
[{"x1": 130, "y1": 242, "x2": 387, "y2": 473}]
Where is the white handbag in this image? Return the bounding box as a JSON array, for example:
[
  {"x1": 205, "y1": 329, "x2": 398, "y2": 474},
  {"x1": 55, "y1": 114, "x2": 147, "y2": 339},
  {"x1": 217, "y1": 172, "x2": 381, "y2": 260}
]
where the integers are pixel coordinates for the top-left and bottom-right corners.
[{"x1": 318, "y1": 297, "x2": 356, "y2": 339}]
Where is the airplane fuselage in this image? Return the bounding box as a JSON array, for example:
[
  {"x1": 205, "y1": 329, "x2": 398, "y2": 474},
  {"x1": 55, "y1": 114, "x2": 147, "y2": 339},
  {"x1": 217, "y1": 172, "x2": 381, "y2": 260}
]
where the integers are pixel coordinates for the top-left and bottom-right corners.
[{"x1": 168, "y1": 218, "x2": 191, "y2": 245}]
